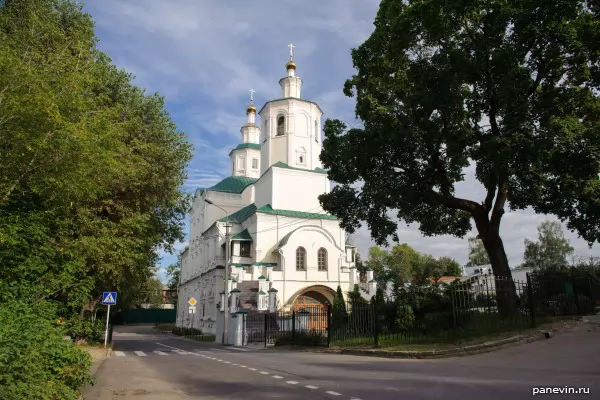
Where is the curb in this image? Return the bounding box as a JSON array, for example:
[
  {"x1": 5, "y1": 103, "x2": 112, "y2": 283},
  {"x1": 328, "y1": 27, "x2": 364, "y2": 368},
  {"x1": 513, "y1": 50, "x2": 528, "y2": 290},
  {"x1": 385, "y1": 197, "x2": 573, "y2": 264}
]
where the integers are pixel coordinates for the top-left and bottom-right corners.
[
  {"x1": 320, "y1": 332, "x2": 552, "y2": 359},
  {"x1": 89, "y1": 343, "x2": 113, "y2": 377}
]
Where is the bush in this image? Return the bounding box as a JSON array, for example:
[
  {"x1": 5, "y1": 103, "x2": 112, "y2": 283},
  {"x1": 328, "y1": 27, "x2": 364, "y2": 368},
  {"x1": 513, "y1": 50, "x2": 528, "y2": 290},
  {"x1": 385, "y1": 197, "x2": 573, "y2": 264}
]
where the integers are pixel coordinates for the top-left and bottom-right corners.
[
  {"x1": 172, "y1": 326, "x2": 203, "y2": 336},
  {"x1": 0, "y1": 300, "x2": 92, "y2": 400},
  {"x1": 395, "y1": 304, "x2": 415, "y2": 331},
  {"x1": 274, "y1": 330, "x2": 326, "y2": 346},
  {"x1": 64, "y1": 316, "x2": 105, "y2": 343},
  {"x1": 155, "y1": 323, "x2": 176, "y2": 332}
]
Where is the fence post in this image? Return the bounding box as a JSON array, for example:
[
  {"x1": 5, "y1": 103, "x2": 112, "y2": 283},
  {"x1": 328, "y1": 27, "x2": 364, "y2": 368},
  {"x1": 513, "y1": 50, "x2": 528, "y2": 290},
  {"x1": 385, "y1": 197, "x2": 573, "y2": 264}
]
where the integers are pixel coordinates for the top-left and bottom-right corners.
[
  {"x1": 451, "y1": 287, "x2": 457, "y2": 328},
  {"x1": 373, "y1": 302, "x2": 380, "y2": 348},
  {"x1": 264, "y1": 313, "x2": 268, "y2": 348},
  {"x1": 571, "y1": 267, "x2": 581, "y2": 315},
  {"x1": 526, "y1": 273, "x2": 536, "y2": 328},
  {"x1": 292, "y1": 310, "x2": 296, "y2": 343},
  {"x1": 326, "y1": 305, "x2": 332, "y2": 347}
]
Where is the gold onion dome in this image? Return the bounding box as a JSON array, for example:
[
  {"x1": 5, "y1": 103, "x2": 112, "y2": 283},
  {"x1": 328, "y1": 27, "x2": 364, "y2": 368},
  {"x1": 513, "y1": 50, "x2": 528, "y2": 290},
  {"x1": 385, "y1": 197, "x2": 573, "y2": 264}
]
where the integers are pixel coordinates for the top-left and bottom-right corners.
[
  {"x1": 246, "y1": 103, "x2": 256, "y2": 113},
  {"x1": 286, "y1": 60, "x2": 296, "y2": 70}
]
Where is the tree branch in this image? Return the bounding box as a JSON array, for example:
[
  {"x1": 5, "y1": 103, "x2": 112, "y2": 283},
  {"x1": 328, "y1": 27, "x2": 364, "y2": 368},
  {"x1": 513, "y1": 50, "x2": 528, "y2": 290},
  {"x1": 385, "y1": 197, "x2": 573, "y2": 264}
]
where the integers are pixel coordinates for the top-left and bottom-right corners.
[
  {"x1": 483, "y1": 174, "x2": 497, "y2": 212},
  {"x1": 428, "y1": 189, "x2": 483, "y2": 214},
  {"x1": 527, "y1": 59, "x2": 545, "y2": 98},
  {"x1": 490, "y1": 179, "x2": 508, "y2": 231}
]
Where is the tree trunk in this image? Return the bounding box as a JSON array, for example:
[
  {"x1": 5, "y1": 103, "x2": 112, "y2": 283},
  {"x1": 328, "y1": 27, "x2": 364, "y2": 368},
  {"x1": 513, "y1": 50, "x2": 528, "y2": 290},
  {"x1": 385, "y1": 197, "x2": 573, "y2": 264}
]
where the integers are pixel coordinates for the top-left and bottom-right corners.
[{"x1": 475, "y1": 217, "x2": 519, "y2": 317}]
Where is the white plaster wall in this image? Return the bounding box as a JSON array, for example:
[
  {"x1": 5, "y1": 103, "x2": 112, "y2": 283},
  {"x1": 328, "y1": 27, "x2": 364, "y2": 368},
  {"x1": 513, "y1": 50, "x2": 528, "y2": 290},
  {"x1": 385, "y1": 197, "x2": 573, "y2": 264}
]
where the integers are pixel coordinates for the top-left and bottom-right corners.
[
  {"x1": 254, "y1": 168, "x2": 274, "y2": 209},
  {"x1": 240, "y1": 124, "x2": 260, "y2": 144},
  {"x1": 270, "y1": 168, "x2": 329, "y2": 212},
  {"x1": 230, "y1": 148, "x2": 261, "y2": 179}
]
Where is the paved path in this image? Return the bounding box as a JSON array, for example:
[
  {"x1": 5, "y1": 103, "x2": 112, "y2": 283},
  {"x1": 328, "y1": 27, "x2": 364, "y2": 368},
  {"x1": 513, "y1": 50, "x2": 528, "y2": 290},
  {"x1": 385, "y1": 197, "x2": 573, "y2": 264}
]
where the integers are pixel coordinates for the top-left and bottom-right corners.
[{"x1": 84, "y1": 320, "x2": 600, "y2": 399}]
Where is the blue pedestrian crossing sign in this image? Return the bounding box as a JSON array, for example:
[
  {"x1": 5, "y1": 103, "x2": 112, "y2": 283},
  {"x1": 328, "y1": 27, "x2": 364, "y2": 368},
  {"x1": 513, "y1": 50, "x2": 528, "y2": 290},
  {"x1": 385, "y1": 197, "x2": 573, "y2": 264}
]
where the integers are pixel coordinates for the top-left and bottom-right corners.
[{"x1": 102, "y1": 292, "x2": 117, "y2": 305}]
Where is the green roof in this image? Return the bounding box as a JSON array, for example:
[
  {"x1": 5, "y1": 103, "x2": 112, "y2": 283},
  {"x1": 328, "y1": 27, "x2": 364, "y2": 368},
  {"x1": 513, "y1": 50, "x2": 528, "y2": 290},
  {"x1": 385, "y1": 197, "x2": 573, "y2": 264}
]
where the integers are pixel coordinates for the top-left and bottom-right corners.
[
  {"x1": 218, "y1": 204, "x2": 257, "y2": 223},
  {"x1": 207, "y1": 176, "x2": 257, "y2": 194},
  {"x1": 231, "y1": 229, "x2": 253, "y2": 241},
  {"x1": 258, "y1": 275, "x2": 266, "y2": 279},
  {"x1": 257, "y1": 204, "x2": 336, "y2": 219},
  {"x1": 228, "y1": 143, "x2": 261, "y2": 156},
  {"x1": 218, "y1": 203, "x2": 336, "y2": 224},
  {"x1": 271, "y1": 161, "x2": 328, "y2": 175},
  {"x1": 258, "y1": 290, "x2": 267, "y2": 295}
]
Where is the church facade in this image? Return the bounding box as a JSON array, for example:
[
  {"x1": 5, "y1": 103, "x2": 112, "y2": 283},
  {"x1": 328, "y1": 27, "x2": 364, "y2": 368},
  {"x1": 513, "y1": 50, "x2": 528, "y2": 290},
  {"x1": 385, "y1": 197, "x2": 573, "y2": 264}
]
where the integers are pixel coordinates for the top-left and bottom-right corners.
[{"x1": 176, "y1": 50, "x2": 358, "y2": 334}]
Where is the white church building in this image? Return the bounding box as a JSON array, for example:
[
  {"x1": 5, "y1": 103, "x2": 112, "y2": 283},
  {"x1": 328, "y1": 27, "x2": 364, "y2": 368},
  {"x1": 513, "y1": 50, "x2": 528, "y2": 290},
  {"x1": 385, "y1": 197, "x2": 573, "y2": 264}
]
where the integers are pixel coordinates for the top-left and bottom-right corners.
[{"x1": 176, "y1": 49, "x2": 360, "y2": 334}]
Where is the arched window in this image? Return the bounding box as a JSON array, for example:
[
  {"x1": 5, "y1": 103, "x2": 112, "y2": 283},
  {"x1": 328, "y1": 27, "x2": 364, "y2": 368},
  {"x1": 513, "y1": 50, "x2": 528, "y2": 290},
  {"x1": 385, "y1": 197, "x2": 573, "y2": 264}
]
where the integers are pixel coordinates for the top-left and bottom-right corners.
[
  {"x1": 315, "y1": 120, "x2": 319, "y2": 142},
  {"x1": 318, "y1": 248, "x2": 327, "y2": 271},
  {"x1": 276, "y1": 115, "x2": 285, "y2": 136},
  {"x1": 296, "y1": 247, "x2": 306, "y2": 271}
]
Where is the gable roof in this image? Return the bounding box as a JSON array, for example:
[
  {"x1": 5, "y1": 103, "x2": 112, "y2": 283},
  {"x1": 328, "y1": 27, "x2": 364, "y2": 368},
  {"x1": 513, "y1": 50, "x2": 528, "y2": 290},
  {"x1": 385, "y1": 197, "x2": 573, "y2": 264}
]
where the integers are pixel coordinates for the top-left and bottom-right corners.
[
  {"x1": 232, "y1": 229, "x2": 253, "y2": 241},
  {"x1": 218, "y1": 204, "x2": 257, "y2": 223},
  {"x1": 207, "y1": 176, "x2": 257, "y2": 194}
]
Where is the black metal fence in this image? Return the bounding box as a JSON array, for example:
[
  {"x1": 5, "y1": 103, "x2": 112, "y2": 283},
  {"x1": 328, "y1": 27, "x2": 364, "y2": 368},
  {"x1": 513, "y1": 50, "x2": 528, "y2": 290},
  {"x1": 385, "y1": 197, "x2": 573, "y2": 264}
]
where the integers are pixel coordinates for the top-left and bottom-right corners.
[
  {"x1": 244, "y1": 306, "x2": 330, "y2": 347},
  {"x1": 242, "y1": 268, "x2": 599, "y2": 348}
]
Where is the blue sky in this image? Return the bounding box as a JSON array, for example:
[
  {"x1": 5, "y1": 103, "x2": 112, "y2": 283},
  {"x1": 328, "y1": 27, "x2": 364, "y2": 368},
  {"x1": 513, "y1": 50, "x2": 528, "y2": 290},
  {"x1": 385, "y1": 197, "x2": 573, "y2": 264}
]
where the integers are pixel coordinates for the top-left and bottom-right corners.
[{"x1": 83, "y1": 0, "x2": 599, "y2": 282}]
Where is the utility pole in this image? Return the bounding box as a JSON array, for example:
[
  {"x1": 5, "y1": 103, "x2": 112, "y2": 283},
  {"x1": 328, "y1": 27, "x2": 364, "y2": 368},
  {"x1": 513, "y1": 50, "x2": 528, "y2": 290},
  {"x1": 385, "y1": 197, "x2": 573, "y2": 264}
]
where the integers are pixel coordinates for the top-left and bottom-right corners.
[
  {"x1": 223, "y1": 220, "x2": 231, "y2": 345},
  {"x1": 204, "y1": 198, "x2": 232, "y2": 345}
]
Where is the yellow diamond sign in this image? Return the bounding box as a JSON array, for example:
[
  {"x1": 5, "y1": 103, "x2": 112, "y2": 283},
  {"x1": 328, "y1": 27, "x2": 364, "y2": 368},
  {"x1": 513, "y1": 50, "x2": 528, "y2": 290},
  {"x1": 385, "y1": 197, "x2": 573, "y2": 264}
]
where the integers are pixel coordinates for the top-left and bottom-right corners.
[{"x1": 188, "y1": 297, "x2": 197, "y2": 306}]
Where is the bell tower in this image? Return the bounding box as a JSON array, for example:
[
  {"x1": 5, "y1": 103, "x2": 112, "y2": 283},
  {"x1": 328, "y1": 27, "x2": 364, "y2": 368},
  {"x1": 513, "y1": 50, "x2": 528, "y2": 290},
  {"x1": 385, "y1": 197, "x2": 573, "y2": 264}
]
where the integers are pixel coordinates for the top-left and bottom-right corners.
[
  {"x1": 229, "y1": 90, "x2": 261, "y2": 179},
  {"x1": 258, "y1": 44, "x2": 323, "y2": 175}
]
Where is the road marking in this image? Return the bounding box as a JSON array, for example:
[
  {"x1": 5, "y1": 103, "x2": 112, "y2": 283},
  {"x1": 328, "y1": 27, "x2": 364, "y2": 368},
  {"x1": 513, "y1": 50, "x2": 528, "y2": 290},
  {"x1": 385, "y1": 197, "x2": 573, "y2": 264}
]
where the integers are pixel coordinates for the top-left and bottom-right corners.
[
  {"x1": 173, "y1": 350, "x2": 190, "y2": 355},
  {"x1": 272, "y1": 375, "x2": 283, "y2": 379},
  {"x1": 305, "y1": 385, "x2": 319, "y2": 389},
  {"x1": 350, "y1": 398, "x2": 362, "y2": 400},
  {"x1": 154, "y1": 351, "x2": 169, "y2": 356},
  {"x1": 209, "y1": 348, "x2": 228, "y2": 352},
  {"x1": 231, "y1": 363, "x2": 238, "y2": 366},
  {"x1": 248, "y1": 368, "x2": 257, "y2": 371},
  {"x1": 326, "y1": 391, "x2": 342, "y2": 396},
  {"x1": 228, "y1": 347, "x2": 250, "y2": 351},
  {"x1": 223, "y1": 361, "x2": 231, "y2": 364},
  {"x1": 260, "y1": 371, "x2": 270, "y2": 375},
  {"x1": 134, "y1": 351, "x2": 147, "y2": 357},
  {"x1": 114, "y1": 351, "x2": 126, "y2": 357},
  {"x1": 286, "y1": 381, "x2": 299, "y2": 385},
  {"x1": 239, "y1": 365, "x2": 247, "y2": 368},
  {"x1": 216, "y1": 359, "x2": 223, "y2": 362}
]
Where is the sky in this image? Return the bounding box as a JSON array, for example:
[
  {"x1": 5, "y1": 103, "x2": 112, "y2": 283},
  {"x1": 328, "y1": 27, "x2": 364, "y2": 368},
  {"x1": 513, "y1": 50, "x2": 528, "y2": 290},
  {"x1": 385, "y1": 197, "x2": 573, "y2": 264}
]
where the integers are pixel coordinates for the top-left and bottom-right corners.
[{"x1": 82, "y1": 0, "x2": 599, "y2": 282}]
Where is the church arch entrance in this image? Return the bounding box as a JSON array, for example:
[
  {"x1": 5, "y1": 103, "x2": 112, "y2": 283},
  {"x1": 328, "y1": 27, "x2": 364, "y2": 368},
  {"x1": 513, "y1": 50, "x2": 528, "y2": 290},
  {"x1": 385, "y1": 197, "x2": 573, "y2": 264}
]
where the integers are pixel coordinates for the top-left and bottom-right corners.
[{"x1": 290, "y1": 286, "x2": 334, "y2": 331}]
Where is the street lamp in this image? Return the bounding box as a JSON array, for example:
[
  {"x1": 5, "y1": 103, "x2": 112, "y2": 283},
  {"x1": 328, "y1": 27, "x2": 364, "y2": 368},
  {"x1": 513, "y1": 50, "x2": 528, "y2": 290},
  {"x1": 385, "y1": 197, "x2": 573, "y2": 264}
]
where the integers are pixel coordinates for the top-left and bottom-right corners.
[{"x1": 204, "y1": 198, "x2": 231, "y2": 345}]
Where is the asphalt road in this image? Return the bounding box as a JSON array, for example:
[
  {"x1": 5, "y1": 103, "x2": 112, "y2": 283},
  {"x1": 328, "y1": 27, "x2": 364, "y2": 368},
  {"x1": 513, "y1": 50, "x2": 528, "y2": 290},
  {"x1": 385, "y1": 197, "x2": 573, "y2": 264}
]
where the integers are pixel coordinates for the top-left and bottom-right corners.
[{"x1": 84, "y1": 319, "x2": 600, "y2": 400}]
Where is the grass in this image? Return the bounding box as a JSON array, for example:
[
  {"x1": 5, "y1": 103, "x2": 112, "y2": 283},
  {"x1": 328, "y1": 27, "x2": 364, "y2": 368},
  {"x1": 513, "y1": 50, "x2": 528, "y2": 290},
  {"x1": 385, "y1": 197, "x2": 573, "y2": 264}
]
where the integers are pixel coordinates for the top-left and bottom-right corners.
[{"x1": 154, "y1": 323, "x2": 176, "y2": 332}]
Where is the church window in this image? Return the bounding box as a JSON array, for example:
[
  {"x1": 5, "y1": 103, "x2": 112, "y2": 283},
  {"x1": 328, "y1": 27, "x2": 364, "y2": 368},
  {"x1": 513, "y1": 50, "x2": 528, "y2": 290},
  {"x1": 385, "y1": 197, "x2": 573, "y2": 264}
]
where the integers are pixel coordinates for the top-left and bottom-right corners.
[
  {"x1": 238, "y1": 156, "x2": 246, "y2": 170},
  {"x1": 299, "y1": 156, "x2": 304, "y2": 164},
  {"x1": 318, "y1": 248, "x2": 327, "y2": 271},
  {"x1": 296, "y1": 247, "x2": 306, "y2": 271},
  {"x1": 252, "y1": 158, "x2": 258, "y2": 169},
  {"x1": 276, "y1": 115, "x2": 285, "y2": 136},
  {"x1": 239, "y1": 242, "x2": 251, "y2": 257}
]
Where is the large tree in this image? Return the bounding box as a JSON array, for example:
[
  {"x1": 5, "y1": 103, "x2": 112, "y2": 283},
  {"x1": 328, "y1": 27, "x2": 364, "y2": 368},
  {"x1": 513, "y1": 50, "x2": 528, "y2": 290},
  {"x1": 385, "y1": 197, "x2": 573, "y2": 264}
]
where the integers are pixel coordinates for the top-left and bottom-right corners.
[
  {"x1": 0, "y1": 0, "x2": 192, "y2": 312},
  {"x1": 319, "y1": 0, "x2": 600, "y2": 313},
  {"x1": 520, "y1": 220, "x2": 575, "y2": 270}
]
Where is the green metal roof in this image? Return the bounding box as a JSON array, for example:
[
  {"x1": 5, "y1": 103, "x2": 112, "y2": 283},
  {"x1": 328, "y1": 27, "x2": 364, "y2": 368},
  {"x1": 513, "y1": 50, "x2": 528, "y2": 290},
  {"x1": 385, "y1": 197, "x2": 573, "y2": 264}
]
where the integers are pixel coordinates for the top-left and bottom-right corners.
[
  {"x1": 218, "y1": 203, "x2": 336, "y2": 225},
  {"x1": 271, "y1": 161, "x2": 328, "y2": 175},
  {"x1": 256, "y1": 204, "x2": 337, "y2": 219},
  {"x1": 252, "y1": 262, "x2": 275, "y2": 266},
  {"x1": 258, "y1": 290, "x2": 267, "y2": 295},
  {"x1": 228, "y1": 143, "x2": 261, "y2": 156},
  {"x1": 218, "y1": 204, "x2": 257, "y2": 223},
  {"x1": 258, "y1": 275, "x2": 266, "y2": 279},
  {"x1": 231, "y1": 229, "x2": 252, "y2": 241},
  {"x1": 207, "y1": 176, "x2": 257, "y2": 194}
]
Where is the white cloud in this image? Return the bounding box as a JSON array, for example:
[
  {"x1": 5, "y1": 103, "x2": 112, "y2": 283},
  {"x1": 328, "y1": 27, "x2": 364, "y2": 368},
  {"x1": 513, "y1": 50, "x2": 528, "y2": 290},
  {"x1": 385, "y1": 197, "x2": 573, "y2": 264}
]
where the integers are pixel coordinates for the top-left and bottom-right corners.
[{"x1": 85, "y1": 1, "x2": 600, "y2": 270}]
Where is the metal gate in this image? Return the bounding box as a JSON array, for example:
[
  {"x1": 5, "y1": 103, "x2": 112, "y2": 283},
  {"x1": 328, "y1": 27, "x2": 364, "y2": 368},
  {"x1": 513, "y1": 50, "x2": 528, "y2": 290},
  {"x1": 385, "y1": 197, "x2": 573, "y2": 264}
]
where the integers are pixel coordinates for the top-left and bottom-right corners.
[{"x1": 244, "y1": 312, "x2": 280, "y2": 346}]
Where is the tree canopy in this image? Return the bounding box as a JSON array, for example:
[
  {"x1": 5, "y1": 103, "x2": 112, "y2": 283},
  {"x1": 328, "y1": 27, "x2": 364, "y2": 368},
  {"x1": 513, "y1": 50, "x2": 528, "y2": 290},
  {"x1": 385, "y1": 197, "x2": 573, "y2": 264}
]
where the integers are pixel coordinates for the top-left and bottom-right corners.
[
  {"x1": 520, "y1": 220, "x2": 575, "y2": 270},
  {"x1": 0, "y1": 0, "x2": 192, "y2": 312},
  {"x1": 319, "y1": 0, "x2": 600, "y2": 283},
  {"x1": 365, "y1": 243, "x2": 462, "y2": 286},
  {"x1": 466, "y1": 237, "x2": 491, "y2": 267}
]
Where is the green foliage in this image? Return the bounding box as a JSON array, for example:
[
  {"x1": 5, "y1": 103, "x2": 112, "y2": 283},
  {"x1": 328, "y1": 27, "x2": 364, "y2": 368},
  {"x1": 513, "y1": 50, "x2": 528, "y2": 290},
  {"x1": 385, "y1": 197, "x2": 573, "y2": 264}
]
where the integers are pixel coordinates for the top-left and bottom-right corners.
[
  {"x1": 319, "y1": 0, "x2": 600, "y2": 283},
  {"x1": 521, "y1": 220, "x2": 575, "y2": 270},
  {"x1": 466, "y1": 237, "x2": 491, "y2": 267},
  {"x1": 143, "y1": 276, "x2": 165, "y2": 308},
  {"x1": 274, "y1": 330, "x2": 327, "y2": 347},
  {"x1": 166, "y1": 261, "x2": 181, "y2": 292},
  {"x1": 0, "y1": 300, "x2": 92, "y2": 400},
  {"x1": 0, "y1": 0, "x2": 192, "y2": 313},
  {"x1": 63, "y1": 316, "x2": 105, "y2": 343},
  {"x1": 333, "y1": 286, "x2": 347, "y2": 314},
  {"x1": 366, "y1": 243, "x2": 462, "y2": 287},
  {"x1": 395, "y1": 304, "x2": 415, "y2": 331},
  {"x1": 347, "y1": 284, "x2": 366, "y2": 306}
]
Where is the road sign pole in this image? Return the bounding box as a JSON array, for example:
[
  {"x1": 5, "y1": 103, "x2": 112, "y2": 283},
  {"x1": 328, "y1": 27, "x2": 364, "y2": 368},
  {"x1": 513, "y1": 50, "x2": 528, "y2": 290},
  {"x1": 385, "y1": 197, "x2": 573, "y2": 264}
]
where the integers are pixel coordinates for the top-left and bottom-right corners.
[{"x1": 104, "y1": 304, "x2": 111, "y2": 349}]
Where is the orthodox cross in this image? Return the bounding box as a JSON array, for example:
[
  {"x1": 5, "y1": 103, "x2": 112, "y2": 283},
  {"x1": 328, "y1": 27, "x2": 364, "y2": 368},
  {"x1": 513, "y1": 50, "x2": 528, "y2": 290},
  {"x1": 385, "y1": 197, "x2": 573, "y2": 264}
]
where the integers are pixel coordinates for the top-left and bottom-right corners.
[
  {"x1": 249, "y1": 89, "x2": 255, "y2": 102},
  {"x1": 288, "y1": 43, "x2": 295, "y2": 59}
]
